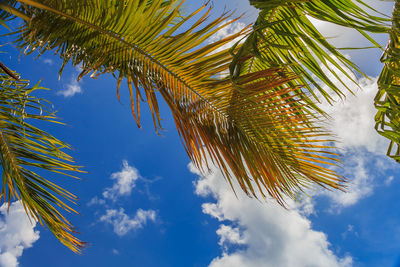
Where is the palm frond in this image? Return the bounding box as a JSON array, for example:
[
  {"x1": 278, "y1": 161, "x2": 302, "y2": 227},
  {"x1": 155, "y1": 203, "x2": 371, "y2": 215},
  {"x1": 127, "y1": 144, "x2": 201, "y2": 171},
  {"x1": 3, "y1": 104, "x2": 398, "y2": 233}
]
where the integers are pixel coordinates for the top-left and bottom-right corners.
[
  {"x1": 376, "y1": 1, "x2": 400, "y2": 162},
  {"x1": 0, "y1": 69, "x2": 84, "y2": 252},
  {"x1": 231, "y1": 0, "x2": 388, "y2": 112},
  {"x1": 4, "y1": 0, "x2": 346, "y2": 206}
]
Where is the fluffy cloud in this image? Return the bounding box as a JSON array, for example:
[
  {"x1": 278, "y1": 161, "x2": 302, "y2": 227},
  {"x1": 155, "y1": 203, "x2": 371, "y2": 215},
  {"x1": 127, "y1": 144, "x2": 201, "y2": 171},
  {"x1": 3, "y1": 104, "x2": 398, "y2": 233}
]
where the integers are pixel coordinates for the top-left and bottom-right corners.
[
  {"x1": 317, "y1": 73, "x2": 388, "y2": 155},
  {"x1": 87, "y1": 196, "x2": 106, "y2": 206},
  {"x1": 313, "y1": 59, "x2": 398, "y2": 207},
  {"x1": 385, "y1": 176, "x2": 394, "y2": 186},
  {"x1": 58, "y1": 77, "x2": 82, "y2": 97},
  {"x1": 327, "y1": 152, "x2": 373, "y2": 207},
  {"x1": 192, "y1": 165, "x2": 352, "y2": 267},
  {"x1": 325, "y1": 150, "x2": 397, "y2": 208},
  {"x1": 89, "y1": 161, "x2": 157, "y2": 236},
  {"x1": 100, "y1": 208, "x2": 156, "y2": 236},
  {"x1": 0, "y1": 202, "x2": 40, "y2": 267},
  {"x1": 216, "y1": 225, "x2": 246, "y2": 250},
  {"x1": 42, "y1": 58, "x2": 54, "y2": 66},
  {"x1": 102, "y1": 160, "x2": 140, "y2": 201},
  {"x1": 88, "y1": 160, "x2": 140, "y2": 205}
]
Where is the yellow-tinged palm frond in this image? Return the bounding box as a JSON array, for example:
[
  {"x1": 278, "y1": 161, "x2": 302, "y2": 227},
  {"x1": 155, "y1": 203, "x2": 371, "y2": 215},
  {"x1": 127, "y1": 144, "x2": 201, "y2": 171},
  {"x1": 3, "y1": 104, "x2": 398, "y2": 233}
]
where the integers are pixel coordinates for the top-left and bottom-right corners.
[
  {"x1": 376, "y1": 0, "x2": 400, "y2": 162},
  {"x1": 1, "y1": 0, "x2": 345, "y2": 205},
  {"x1": 0, "y1": 69, "x2": 84, "y2": 252},
  {"x1": 232, "y1": 0, "x2": 389, "y2": 113}
]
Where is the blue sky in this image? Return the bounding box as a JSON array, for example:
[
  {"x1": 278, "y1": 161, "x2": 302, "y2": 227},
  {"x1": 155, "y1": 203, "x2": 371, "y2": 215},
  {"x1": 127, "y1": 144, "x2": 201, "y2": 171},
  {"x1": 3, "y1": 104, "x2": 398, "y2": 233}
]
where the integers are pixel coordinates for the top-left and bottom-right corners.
[{"x1": 1, "y1": 0, "x2": 400, "y2": 266}]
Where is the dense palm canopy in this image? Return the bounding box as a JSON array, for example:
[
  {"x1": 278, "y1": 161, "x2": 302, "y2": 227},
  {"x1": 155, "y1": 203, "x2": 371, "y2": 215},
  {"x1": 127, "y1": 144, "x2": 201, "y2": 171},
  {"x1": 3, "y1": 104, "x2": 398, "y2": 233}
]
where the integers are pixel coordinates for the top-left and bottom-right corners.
[
  {"x1": 376, "y1": 0, "x2": 400, "y2": 162},
  {"x1": 0, "y1": 0, "x2": 397, "y2": 253}
]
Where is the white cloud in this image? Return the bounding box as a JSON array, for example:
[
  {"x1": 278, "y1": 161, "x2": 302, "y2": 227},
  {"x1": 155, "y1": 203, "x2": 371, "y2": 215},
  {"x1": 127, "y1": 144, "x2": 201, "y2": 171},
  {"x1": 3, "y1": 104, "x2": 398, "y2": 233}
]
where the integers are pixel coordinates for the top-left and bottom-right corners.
[
  {"x1": 341, "y1": 224, "x2": 358, "y2": 240},
  {"x1": 58, "y1": 65, "x2": 86, "y2": 98},
  {"x1": 87, "y1": 196, "x2": 106, "y2": 206},
  {"x1": 311, "y1": 59, "x2": 399, "y2": 207},
  {"x1": 102, "y1": 160, "x2": 140, "y2": 201},
  {"x1": 42, "y1": 58, "x2": 54, "y2": 66},
  {"x1": 192, "y1": 164, "x2": 352, "y2": 267},
  {"x1": 216, "y1": 225, "x2": 246, "y2": 250},
  {"x1": 326, "y1": 152, "x2": 373, "y2": 207},
  {"x1": 112, "y1": 249, "x2": 119, "y2": 255},
  {"x1": 317, "y1": 73, "x2": 388, "y2": 155},
  {"x1": 385, "y1": 176, "x2": 394, "y2": 186},
  {"x1": 89, "y1": 161, "x2": 157, "y2": 237},
  {"x1": 0, "y1": 202, "x2": 40, "y2": 267},
  {"x1": 58, "y1": 78, "x2": 82, "y2": 97},
  {"x1": 100, "y1": 208, "x2": 156, "y2": 236}
]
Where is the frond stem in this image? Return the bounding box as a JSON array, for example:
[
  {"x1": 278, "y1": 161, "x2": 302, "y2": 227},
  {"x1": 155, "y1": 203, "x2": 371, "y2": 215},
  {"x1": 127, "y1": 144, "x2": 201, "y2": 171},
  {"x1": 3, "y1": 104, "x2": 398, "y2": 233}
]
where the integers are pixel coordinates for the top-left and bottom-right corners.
[{"x1": 0, "y1": 2, "x2": 30, "y2": 22}]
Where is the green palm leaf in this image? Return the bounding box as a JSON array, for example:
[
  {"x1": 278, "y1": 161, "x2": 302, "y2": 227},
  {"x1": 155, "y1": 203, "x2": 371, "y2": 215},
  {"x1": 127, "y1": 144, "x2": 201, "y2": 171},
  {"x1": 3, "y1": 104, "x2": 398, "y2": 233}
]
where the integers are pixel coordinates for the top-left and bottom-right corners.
[
  {"x1": 376, "y1": 0, "x2": 400, "y2": 162},
  {"x1": 232, "y1": 0, "x2": 388, "y2": 112},
  {"x1": 4, "y1": 0, "x2": 345, "y2": 203},
  {"x1": 0, "y1": 69, "x2": 84, "y2": 252}
]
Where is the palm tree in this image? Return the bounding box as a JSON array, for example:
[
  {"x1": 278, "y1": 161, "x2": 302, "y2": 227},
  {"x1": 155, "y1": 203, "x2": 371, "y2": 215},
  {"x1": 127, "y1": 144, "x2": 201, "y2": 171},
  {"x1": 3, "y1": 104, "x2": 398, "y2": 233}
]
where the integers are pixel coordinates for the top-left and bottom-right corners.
[{"x1": 0, "y1": 0, "x2": 395, "y2": 252}]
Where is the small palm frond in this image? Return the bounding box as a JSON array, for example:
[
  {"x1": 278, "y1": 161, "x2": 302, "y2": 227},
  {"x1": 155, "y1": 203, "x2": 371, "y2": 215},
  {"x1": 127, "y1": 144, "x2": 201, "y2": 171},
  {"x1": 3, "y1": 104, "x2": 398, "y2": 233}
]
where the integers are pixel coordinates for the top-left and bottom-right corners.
[
  {"x1": 231, "y1": 0, "x2": 388, "y2": 112},
  {"x1": 376, "y1": 0, "x2": 400, "y2": 162},
  {"x1": 4, "y1": 0, "x2": 345, "y2": 205},
  {"x1": 0, "y1": 69, "x2": 84, "y2": 252}
]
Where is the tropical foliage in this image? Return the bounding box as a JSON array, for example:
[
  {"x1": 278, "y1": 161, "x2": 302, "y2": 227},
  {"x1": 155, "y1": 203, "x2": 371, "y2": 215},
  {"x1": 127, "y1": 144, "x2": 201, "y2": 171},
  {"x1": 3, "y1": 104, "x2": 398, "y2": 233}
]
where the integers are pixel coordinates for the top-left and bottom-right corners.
[
  {"x1": 0, "y1": 68, "x2": 84, "y2": 252},
  {"x1": 376, "y1": 0, "x2": 400, "y2": 162},
  {"x1": 241, "y1": 0, "x2": 400, "y2": 163},
  {"x1": 8, "y1": 0, "x2": 348, "y2": 200},
  {"x1": 233, "y1": 0, "x2": 388, "y2": 108},
  {"x1": 0, "y1": 0, "x2": 397, "y2": 253}
]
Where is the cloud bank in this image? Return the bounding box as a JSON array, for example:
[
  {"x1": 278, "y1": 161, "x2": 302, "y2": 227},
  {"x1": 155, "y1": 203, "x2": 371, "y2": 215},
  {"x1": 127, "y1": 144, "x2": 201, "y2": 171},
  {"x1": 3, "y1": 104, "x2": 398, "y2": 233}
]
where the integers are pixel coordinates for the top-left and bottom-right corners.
[
  {"x1": 191, "y1": 165, "x2": 352, "y2": 267},
  {"x1": 0, "y1": 202, "x2": 40, "y2": 267}
]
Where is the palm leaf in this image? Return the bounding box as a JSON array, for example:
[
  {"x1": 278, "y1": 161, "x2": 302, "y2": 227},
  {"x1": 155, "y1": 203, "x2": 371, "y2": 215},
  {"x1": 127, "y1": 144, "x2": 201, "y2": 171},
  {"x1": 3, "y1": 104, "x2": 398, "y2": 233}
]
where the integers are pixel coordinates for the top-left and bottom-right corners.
[
  {"x1": 0, "y1": 69, "x2": 84, "y2": 252},
  {"x1": 232, "y1": 0, "x2": 388, "y2": 113},
  {"x1": 376, "y1": 0, "x2": 400, "y2": 162},
  {"x1": 1, "y1": 0, "x2": 346, "y2": 206}
]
